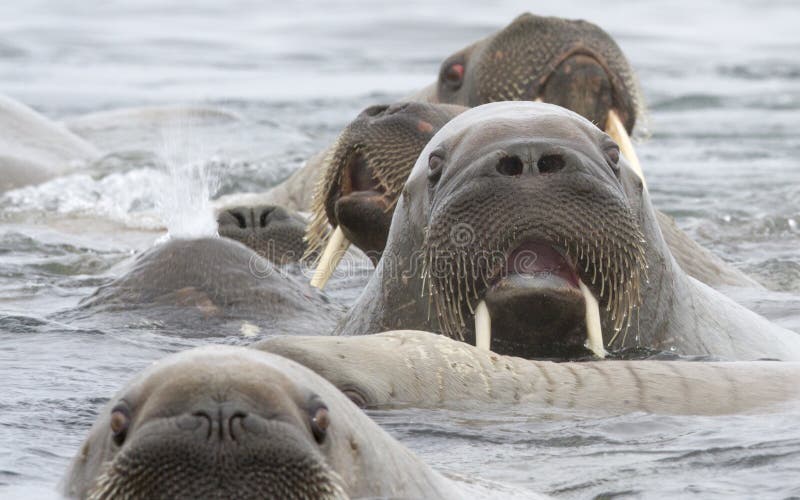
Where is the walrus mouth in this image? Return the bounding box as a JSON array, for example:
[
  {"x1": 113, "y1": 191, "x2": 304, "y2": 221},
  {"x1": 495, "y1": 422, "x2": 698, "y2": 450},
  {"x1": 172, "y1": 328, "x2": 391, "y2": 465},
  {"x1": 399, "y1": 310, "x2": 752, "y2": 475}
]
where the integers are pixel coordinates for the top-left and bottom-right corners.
[
  {"x1": 422, "y1": 183, "x2": 648, "y2": 359},
  {"x1": 475, "y1": 241, "x2": 606, "y2": 358},
  {"x1": 307, "y1": 142, "x2": 406, "y2": 289},
  {"x1": 308, "y1": 145, "x2": 395, "y2": 287}
]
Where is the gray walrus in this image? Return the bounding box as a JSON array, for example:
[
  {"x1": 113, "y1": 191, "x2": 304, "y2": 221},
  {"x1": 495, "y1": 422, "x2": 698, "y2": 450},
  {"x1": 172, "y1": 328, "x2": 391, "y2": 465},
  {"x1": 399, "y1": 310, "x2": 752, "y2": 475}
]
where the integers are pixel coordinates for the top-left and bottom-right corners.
[
  {"x1": 257, "y1": 331, "x2": 800, "y2": 414},
  {"x1": 333, "y1": 102, "x2": 800, "y2": 361},
  {"x1": 72, "y1": 236, "x2": 341, "y2": 337},
  {"x1": 0, "y1": 94, "x2": 99, "y2": 192},
  {"x1": 62, "y1": 345, "x2": 467, "y2": 499},
  {"x1": 302, "y1": 101, "x2": 757, "y2": 288}
]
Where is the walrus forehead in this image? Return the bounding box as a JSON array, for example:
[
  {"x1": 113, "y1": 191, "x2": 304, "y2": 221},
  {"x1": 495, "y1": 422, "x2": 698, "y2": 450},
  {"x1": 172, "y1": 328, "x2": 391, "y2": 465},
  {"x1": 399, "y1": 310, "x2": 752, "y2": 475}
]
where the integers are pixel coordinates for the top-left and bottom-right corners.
[
  {"x1": 407, "y1": 102, "x2": 601, "y2": 184},
  {"x1": 120, "y1": 346, "x2": 323, "y2": 414}
]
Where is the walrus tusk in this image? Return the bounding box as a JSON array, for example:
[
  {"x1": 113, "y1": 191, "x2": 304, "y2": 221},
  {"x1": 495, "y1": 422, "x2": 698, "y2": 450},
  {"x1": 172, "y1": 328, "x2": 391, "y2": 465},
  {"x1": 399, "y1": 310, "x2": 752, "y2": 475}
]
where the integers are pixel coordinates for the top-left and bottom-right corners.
[
  {"x1": 310, "y1": 226, "x2": 350, "y2": 289},
  {"x1": 579, "y1": 280, "x2": 607, "y2": 359},
  {"x1": 475, "y1": 300, "x2": 491, "y2": 350},
  {"x1": 605, "y1": 110, "x2": 646, "y2": 187}
]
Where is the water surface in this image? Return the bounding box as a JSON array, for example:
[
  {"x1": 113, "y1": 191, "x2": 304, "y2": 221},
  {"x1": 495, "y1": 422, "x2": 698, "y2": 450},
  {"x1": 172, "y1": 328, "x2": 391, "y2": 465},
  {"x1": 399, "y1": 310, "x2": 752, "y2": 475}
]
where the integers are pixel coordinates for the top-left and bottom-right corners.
[{"x1": 1, "y1": 0, "x2": 799, "y2": 498}]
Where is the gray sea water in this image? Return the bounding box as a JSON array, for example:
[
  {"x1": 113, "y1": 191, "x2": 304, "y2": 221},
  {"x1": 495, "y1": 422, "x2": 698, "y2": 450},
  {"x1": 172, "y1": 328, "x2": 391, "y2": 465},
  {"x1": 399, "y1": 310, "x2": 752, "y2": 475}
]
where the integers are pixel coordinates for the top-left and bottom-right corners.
[{"x1": 1, "y1": 0, "x2": 800, "y2": 498}]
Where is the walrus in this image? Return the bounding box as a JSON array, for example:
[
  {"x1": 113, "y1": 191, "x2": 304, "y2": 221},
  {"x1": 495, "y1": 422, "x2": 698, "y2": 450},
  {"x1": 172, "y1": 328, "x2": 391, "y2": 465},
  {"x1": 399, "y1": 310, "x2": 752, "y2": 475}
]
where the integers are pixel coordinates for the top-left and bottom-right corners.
[
  {"x1": 71, "y1": 236, "x2": 341, "y2": 337},
  {"x1": 217, "y1": 204, "x2": 310, "y2": 264},
  {"x1": 62, "y1": 345, "x2": 464, "y2": 499},
  {"x1": 257, "y1": 331, "x2": 800, "y2": 414},
  {"x1": 0, "y1": 94, "x2": 99, "y2": 192},
  {"x1": 215, "y1": 13, "x2": 645, "y2": 216},
  {"x1": 332, "y1": 102, "x2": 800, "y2": 361},
  {"x1": 302, "y1": 100, "x2": 758, "y2": 289}
]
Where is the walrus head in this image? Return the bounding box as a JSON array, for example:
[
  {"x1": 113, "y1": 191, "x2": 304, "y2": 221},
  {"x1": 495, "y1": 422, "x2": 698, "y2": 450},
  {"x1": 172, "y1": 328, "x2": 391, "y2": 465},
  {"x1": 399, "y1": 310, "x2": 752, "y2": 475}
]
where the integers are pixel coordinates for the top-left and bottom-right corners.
[
  {"x1": 305, "y1": 102, "x2": 466, "y2": 264},
  {"x1": 65, "y1": 347, "x2": 348, "y2": 499},
  {"x1": 75, "y1": 237, "x2": 340, "y2": 337},
  {"x1": 336, "y1": 103, "x2": 651, "y2": 359},
  {"x1": 65, "y1": 346, "x2": 455, "y2": 499},
  {"x1": 218, "y1": 204, "x2": 309, "y2": 264},
  {"x1": 436, "y1": 12, "x2": 640, "y2": 133}
]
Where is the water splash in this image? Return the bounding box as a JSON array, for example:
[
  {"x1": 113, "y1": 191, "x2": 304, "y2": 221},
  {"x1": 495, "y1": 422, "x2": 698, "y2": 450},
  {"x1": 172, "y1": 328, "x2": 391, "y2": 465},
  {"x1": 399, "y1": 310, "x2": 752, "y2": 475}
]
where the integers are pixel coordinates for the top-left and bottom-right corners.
[{"x1": 156, "y1": 118, "x2": 221, "y2": 239}]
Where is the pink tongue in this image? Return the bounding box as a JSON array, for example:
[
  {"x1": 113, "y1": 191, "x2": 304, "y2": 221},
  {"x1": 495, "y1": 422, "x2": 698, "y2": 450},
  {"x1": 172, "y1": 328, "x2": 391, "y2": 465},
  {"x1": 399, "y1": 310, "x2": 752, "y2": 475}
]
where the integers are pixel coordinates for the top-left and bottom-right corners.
[{"x1": 506, "y1": 242, "x2": 579, "y2": 287}]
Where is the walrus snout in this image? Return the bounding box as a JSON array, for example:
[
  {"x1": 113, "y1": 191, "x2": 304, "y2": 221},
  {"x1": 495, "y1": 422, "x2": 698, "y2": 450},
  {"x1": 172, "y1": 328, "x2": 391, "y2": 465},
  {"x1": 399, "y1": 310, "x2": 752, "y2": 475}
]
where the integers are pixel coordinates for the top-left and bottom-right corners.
[
  {"x1": 185, "y1": 402, "x2": 250, "y2": 442},
  {"x1": 218, "y1": 204, "x2": 308, "y2": 264},
  {"x1": 540, "y1": 53, "x2": 616, "y2": 131},
  {"x1": 76, "y1": 348, "x2": 348, "y2": 499}
]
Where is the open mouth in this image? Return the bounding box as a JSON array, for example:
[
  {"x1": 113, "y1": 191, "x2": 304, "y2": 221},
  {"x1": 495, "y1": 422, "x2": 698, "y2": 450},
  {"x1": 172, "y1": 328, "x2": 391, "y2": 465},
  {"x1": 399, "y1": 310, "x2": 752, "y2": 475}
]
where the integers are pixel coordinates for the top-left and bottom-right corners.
[
  {"x1": 476, "y1": 240, "x2": 607, "y2": 359},
  {"x1": 333, "y1": 151, "x2": 392, "y2": 260}
]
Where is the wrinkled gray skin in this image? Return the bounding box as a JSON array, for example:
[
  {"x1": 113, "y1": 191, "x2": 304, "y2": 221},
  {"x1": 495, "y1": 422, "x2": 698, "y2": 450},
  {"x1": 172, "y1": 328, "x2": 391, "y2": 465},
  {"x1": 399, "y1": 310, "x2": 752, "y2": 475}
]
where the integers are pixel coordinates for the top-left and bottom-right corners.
[
  {"x1": 217, "y1": 204, "x2": 310, "y2": 264},
  {"x1": 73, "y1": 237, "x2": 341, "y2": 337},
  {"x1": 63, "y1": 345, "x2": 459, "y2": 499},
  {"x1": 335, "y1": 103, "x2": 800, "y2": 361},
  {"x1": 258, "y1": 331, "x2": 800, "y2": 414},
  {"x1": 0, "y1": 94, "x2": 99, "y2": 192}
]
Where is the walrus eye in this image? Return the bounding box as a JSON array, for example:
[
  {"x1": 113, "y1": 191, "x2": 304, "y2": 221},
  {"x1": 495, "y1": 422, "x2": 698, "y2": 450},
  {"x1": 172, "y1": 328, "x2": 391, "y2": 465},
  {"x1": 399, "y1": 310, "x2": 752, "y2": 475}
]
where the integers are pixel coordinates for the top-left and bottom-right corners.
[
  {"x1": 342, "y1": 388, "x2": 368, "y2": 409},
  {"x1": 110, "y1": 404, "x2": 131, "y2": 446},
  {"x1": 428, "y1": 152, "x2": 445, "y2": 185},
  {"x1": 310, "y1": 405, "x2": 330, "y2": 444},
  {"x1": 441, "y1": 62, "x2": 464, "y2": 90},
  {"x1": 605, "y1": 145, "x2": 621, "y2": 173}
]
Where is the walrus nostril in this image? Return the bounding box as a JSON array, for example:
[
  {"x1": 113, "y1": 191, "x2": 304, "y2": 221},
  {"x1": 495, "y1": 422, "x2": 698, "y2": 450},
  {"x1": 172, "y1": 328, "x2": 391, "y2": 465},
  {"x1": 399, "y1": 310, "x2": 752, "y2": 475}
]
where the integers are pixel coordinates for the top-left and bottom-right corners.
[
  {"x1": 228, "y1": 411, "x2": 247, "y2": 442},
  {"x1": 362, "y1": 104, "x2": 390, "y2": 117},
  {"x1": 496, "y1": 155, "x2": 524, "y2": 177},
  {"x1": 258, "y1": 208, "x2": 274, "y2": 228},
  {"x1": 385, "y1": 103, "x2": 410, "y2": 115},
  {"x1": 227, "y1": 210, "x2": 248, "y2": 229},
  {"x1": 192, "y1": 410, "x2": 214, "y2": 440},
  {"x1": 537, "y1": 154, "x2": 566, "y2": 174}
]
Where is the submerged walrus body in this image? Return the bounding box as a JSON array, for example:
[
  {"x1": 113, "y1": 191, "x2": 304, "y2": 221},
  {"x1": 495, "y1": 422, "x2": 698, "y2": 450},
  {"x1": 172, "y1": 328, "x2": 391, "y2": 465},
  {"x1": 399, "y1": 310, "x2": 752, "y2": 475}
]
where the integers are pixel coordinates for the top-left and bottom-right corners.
[
  {"x1": 63, "y1": 345, "x2": 464, "y2": 499},
  {"x1": 334, "y1": 103, "x2": 800, "y2": 361},
  {"x1": 258, "y1": 331, "x2": 800, "y2": 414},
  {"x1": 72, "y1": 236, "x2": 342, "y2": 337}
]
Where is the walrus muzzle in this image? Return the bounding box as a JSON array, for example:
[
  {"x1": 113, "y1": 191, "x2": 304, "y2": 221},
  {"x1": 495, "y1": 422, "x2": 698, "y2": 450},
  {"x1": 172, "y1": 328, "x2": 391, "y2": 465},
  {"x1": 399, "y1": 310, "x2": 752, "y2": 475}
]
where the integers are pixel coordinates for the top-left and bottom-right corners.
[
  {"x1": 87, "y1": 405, "x2": 346, "y2": 500},
  {"x1": 422, "y1": 135, "x2": 647, "y2": 359}
]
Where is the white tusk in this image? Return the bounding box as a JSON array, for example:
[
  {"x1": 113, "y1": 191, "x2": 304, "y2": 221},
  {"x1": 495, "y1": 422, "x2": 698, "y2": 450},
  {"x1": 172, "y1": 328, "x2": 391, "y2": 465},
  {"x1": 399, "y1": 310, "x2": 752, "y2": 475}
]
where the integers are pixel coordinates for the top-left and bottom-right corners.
[
  {"x1": 579, "y1": 280, "x2": 607, "y2": 359},
  {"x1": 605, "y1": 110, "x2": 646, "y2": 187},
  {"x1": 475, "y1": 300, "x2": 491, "y2": 351},
  {"x1": 310, "y1": 226, "x2": 350, "y2": 289}
]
